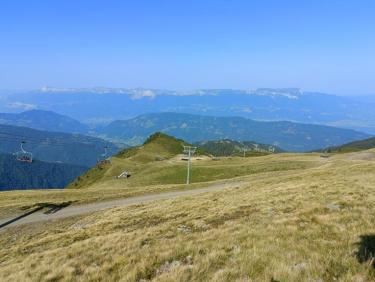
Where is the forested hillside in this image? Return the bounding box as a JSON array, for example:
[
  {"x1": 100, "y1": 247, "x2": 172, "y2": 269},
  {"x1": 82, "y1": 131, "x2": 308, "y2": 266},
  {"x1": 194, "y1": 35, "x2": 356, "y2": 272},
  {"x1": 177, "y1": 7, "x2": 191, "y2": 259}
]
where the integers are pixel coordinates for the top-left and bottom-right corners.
[
  {"x1": 0, "y1": 124, "x2": 118, "y2": 166},
  {"x1": 0, "y1": 154, "x2": 87, "y2": 190},
  {"x1": 195, "y1": 139, "x2": 283, "y2": 157},
  {"x1": 99, "y1": 113, "x2": 370, "y2": 151}
]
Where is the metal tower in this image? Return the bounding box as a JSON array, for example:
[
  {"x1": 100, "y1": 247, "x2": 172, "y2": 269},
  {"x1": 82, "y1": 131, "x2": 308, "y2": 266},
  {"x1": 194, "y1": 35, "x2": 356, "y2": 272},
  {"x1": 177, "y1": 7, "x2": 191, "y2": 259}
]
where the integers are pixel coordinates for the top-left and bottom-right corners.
[{"x1": 183, "y1": 146, "x2": 196, "y2": 185}]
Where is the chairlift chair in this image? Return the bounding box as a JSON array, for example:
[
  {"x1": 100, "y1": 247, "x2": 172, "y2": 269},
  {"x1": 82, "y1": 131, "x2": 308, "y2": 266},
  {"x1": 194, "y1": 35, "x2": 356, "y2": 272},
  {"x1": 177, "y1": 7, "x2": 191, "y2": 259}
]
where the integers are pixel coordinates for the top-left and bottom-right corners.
[{"x1": 16, "y1": 141, "x2": 33, "y2": 163}]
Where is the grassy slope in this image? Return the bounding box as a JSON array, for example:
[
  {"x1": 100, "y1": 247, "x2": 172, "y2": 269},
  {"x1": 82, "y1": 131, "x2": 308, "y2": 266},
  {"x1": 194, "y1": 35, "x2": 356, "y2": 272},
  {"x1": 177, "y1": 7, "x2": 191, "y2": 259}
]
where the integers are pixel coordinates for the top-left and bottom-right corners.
[
  {"x1": 327, "y1": 136, "x2": 375, "y2": 153},
  {"x1": 67, "y1": 132, "x2": 190, "y2": 189},
  {"x1": 0, "y1": 150, "x2": 375, "y2": 281},
  {"x1": 0, "y1": 153, "x2": 316, "y2": 219}
]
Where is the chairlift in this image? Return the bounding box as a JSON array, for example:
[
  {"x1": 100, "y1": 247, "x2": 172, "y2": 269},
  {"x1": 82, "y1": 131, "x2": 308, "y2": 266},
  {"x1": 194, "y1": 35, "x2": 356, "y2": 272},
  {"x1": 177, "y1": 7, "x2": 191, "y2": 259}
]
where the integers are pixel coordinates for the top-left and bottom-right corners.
[{"x1": 16, "y1": 141, "x2": 33, "y2": 163}]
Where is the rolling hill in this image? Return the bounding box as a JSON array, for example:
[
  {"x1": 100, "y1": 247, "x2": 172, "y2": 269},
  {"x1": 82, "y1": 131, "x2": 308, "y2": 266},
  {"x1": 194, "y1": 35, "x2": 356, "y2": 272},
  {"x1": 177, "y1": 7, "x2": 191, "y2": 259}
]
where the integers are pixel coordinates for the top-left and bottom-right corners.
[
  {"x1": 0, "y1": 153, "x2": 87, "y2": 190},
  {"x1": 0, "y1": 124, "x2": 118, "y2": 167},
  {"x1": 195, "y1": 139, "x2": 283, "y2": 157},
  {"x1": 69, "y1": 132, "x2": 191, "y2": 189},
  {"x1": 0, "y1": 110, "x2": 89, "y2": 134},
  {"x1": 68, "y1": 132, "x2": 315, "y2": 190},
  {"x1": 99, "y1": 112, "x2": 370, "y2": 152},
  {"x1": 325, "y1": 136, "x2": 375, "y2": 153}
]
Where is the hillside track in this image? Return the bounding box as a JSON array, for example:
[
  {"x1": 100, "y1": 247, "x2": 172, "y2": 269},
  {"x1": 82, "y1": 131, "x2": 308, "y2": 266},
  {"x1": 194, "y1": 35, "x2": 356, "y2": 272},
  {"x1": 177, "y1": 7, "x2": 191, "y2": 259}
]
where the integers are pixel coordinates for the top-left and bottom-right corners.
[{"x1": 0, "y1": 181, "x2": 243, "y2": 230}]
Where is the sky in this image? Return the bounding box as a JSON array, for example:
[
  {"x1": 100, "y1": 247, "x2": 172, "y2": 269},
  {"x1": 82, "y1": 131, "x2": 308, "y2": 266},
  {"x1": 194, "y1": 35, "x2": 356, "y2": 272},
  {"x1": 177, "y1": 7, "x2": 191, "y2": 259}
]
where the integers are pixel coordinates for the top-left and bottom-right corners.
[{"x1": 0, "y1": 0, "x2": 374, "y2": 95}]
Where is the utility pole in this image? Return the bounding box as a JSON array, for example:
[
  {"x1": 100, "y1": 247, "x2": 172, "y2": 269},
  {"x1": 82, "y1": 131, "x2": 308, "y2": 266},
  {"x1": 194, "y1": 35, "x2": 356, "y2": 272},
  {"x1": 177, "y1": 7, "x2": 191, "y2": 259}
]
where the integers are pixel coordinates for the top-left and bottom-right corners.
[
  {"x1": 183, "y1": 146, "x2": 196, "y2": 185},
  {"x1": 240, "y1": 141, "x2": 246, "y2": 157}
]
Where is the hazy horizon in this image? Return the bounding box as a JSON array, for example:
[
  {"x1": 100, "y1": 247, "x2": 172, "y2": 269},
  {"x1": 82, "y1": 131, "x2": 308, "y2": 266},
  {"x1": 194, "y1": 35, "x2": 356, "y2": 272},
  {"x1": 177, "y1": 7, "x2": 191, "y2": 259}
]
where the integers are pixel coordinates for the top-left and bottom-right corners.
[{"x1": 0, "y1": 86, "x2": 373, "y2": 98}]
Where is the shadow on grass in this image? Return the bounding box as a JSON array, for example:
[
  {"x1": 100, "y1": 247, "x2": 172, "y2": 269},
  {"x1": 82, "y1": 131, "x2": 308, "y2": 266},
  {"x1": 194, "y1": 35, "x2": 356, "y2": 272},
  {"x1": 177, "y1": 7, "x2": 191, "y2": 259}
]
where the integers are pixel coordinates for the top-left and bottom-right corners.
[
  {"x1": 37, "y1": 201, "x2": 73, "y2": 215},
  {"x1": 0, "y1": 206, "x2": 44, "y2": 229},
  {"x1": 355, "y1": 234, "x2": 375, "y2": 268},
  {"x1": 0, "y1": 201, "x2": 74, "y2": 229}
]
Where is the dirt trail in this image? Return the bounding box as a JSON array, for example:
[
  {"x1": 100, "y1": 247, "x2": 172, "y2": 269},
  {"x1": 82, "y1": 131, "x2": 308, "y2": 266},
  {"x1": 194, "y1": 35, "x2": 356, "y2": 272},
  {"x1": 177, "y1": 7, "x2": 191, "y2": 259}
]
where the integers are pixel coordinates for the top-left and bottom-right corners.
[{"x1": 0, "y1": 181, "x2": 242, "y2": 230}]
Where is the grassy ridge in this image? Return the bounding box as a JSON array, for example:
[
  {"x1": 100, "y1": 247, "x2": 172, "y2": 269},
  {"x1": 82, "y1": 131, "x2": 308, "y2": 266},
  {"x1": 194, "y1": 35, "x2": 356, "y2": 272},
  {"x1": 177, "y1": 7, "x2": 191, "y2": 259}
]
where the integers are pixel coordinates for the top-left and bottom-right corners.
[
  {"x1": 68, "y1": 132, "x2": 189, "y2": 189},
  {"x1": 326, "y1": 136, "x2": 375, "y2": 153},
  {"x1": 69, "y1": 133, "x2": 311, "y2": 189}
]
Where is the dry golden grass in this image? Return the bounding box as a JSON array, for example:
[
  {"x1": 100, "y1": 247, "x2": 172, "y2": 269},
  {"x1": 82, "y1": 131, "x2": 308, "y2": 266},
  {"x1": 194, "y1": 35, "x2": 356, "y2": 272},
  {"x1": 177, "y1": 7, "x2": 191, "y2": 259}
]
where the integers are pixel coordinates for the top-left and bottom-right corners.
[
  {"x1": 0, "y1": 153, "x2": 317, "y2": 219},
  {"x1": 0, "y1": 151, "x2": 375, "y2": 281}
]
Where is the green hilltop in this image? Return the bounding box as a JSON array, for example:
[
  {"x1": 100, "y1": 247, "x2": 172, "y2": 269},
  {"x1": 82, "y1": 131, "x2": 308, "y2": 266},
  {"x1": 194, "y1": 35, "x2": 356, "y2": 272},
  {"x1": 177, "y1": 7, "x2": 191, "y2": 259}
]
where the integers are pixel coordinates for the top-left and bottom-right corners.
[
  {"x1": 116, "y1": 132, "x2": 191, "y2": 162},
  {"x1": 68, "y1": 132, "x2": 192, "y2": 189},
  {"x1": 68, "y1": 132, "x2": 310, "y2": 190}
]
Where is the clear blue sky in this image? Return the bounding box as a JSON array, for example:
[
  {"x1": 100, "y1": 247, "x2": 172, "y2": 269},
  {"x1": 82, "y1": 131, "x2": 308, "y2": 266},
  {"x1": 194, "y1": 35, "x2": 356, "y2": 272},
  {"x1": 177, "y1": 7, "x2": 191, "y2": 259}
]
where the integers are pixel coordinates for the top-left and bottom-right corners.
[{"x1": 0, "y1": 0, "x2": 374, "y2": 95}]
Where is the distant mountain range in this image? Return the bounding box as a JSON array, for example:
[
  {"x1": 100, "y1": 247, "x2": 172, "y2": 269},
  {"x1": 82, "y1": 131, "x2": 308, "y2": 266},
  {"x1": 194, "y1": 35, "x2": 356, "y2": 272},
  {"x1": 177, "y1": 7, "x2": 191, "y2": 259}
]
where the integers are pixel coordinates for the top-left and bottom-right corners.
[
  {"x1": 0, "y1": 109, "x2": 89, "y2": 134},
  {"x1": 0, "y1": 124, "x2": 118, "y2": 167},
  {"x1": 195, "y1": 139, "x2": 283, "y2": 157},
  {"x1": 98, "y1": 113, "x2": 370, "y2": 152},
  {"x1": 0, "y1": 153, "x2": 87, "y2": 190},
  {"x1": 0, "y1": 109, "x2": 371, "y2": 153},
  {"x1": 1, "y1": 88, "x2": 375, "y2": 133}
]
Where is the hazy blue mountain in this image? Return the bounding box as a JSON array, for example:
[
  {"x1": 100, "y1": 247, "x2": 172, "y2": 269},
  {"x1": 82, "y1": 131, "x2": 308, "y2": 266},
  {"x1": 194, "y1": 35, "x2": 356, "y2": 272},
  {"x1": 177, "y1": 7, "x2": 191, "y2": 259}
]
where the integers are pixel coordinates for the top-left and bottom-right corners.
[
  {"x1": 195, "y1": 139, "x2": 284, "y2": 157},
  {"x1": 0, "y1": 110, "x2": 89, "y2": 134},
  {"x1": 0, "y1": 124, "x2": 118, "y2": 167},
  {"x1": 0, "y1": 153, "x2": 87, "y2": 190},
  {"x1": 99, "y1": 113, "x2": 370, "y2": 152},
  {"x1": 1, "y1": 88, "x2": 375, "y2": 133}
]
